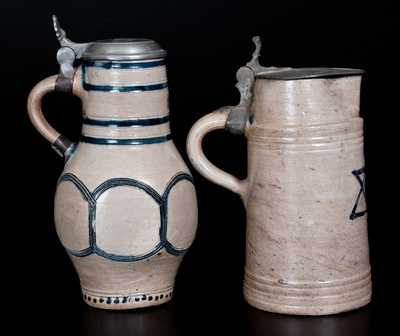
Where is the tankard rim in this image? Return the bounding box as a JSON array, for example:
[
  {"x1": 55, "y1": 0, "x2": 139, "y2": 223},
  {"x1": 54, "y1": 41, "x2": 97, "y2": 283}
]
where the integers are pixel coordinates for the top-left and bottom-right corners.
[{"x1": 256, "y1": 67, "x2": 365, "y2": 81}]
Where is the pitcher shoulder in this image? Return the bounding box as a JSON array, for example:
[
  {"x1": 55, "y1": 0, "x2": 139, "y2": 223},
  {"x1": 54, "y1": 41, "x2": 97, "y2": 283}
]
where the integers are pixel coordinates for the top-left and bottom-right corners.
[{"x1": 57, "y1": 141, "x2": 194, "y2": 195}]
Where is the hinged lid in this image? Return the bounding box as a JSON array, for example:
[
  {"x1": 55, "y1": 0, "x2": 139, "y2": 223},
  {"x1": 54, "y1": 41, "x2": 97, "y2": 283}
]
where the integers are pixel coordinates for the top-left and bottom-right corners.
[
  {"x1": 257, "y1": 67, "x2": 365, "y2": 80},
  {"x1": 82, "y1": 38, "x2": 166, "y2": 61},
  {"x1": 224, "y1": 36, "x2": 366, "y2": 135},
  {"x1": 52, "y1": 15, "x2": 167, "y2": 80}
]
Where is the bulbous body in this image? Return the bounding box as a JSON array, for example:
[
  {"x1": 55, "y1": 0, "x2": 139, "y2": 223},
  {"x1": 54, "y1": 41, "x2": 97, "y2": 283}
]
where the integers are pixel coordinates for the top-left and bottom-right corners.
[{"x1": 28, "y1": 39, "x2": 197, "y2": 309}]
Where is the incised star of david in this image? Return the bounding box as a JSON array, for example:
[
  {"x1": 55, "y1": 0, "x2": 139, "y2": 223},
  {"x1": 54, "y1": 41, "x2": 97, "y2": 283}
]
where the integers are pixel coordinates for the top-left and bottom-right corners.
[{"x1": 350, "y1": 167, "x2": 367, "y2": 220}]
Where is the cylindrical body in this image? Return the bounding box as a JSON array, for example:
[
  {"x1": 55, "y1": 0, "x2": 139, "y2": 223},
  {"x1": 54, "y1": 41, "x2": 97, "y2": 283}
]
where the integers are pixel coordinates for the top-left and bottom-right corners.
[
  {"x1": 47, "y1": 52, "x2": 197, "y2": 309},
  {"x1": 186, "y1": 49, "x2": 371, "y2": 315},
  {"x1": 243, "y1": 75, "x2": 370, "y2": 315}
]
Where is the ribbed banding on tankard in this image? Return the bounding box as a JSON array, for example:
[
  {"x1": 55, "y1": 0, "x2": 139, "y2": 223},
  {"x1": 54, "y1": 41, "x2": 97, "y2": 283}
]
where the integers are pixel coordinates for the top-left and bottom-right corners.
[
  {"x1": 244, "y1": 268, "x2": 371, "y2": 315},
  {"x1": 247, "y1": 118, "x2": 364, "y2": 149}
]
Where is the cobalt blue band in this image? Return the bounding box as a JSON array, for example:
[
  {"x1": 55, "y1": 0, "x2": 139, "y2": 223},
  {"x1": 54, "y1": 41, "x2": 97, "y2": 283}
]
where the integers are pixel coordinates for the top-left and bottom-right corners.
[
  {"x1": 81, "y1": 134, "x2": 172, "y2": 145},
  {"x1": 58, "y1": 172, "x2": 194, "y2": 262},
  {"x1": 83, "y1": 115, "x2": 169, "y2": 127},
  {"x1": 82, "y1": 82, "x2": 168, "y2": 93},
  {"x1": 349, "y1": 167, "x2": 367, "y2": 220},
  {"x1": 83, "y1": 60, "x2": 165, "y2": 69},
  {"x1": 81, "y1": 64, "x2": 168, "y2": 92}
]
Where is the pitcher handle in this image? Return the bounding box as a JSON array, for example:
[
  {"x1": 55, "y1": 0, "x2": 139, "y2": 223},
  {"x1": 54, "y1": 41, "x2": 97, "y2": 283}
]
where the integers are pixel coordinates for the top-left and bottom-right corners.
[
  {"x1": 186, "y1": 107, "x2": 248, "y2": 202},
  {"x1": 27, "y1": 75, "x2": 75, "y2": 159}
]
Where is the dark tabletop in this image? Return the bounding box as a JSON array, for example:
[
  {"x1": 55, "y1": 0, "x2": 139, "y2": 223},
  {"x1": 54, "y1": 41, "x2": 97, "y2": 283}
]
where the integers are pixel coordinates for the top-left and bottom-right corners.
[
  {"x1": 15, "y1": 283, "x2": 388, "y2": 336},
  {"x1": 77, "y1": 302, "x2": 374, "y2": 336}
]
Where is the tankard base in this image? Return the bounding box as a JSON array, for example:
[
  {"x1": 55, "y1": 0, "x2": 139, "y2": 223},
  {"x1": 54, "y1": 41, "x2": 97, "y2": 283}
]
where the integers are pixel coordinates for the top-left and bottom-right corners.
[
  {"x1": 81, "y1": 286, "x2": 174, "y2": 310},
  {"x1": 243, "y1": 272, "x2": 372, "y2": 316}
]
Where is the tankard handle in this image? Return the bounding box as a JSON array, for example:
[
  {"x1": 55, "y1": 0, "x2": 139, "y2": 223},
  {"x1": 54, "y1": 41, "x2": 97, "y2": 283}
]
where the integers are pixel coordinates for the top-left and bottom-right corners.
[
  {"x1": 186, "y1": 107, "x2": 248, "y2": 202},
  {"x1": 27, "y1": 75, "x2": 75, "y2": 159}
]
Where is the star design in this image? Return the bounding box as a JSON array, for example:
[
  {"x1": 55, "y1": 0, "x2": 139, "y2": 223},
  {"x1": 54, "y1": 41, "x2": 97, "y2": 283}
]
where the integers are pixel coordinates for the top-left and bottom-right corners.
[{"x1": 349, "y1": 167, "x2": 367, "y2": 220}]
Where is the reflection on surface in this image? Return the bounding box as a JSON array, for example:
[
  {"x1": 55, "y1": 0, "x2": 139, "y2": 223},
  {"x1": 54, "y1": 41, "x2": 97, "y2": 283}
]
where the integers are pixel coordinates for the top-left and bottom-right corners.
[
  {"x1": 79, "y1": 297, "x2": 372, "y2": 335},
  {"x1": 80, "y1": 301, "x2": 179, "y2": 336},
  {"x1": 246, "y1": 303, "x2": 372, "y2": 336}
]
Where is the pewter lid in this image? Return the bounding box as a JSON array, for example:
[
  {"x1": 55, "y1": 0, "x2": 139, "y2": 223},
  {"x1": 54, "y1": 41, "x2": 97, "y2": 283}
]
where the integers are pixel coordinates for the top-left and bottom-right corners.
[
  {"x1": 82, "y1": 38, "x2": 166, "y2": 61},
  {"x1": 257, "y1": 67, "x2": 365, "y2": 80}
]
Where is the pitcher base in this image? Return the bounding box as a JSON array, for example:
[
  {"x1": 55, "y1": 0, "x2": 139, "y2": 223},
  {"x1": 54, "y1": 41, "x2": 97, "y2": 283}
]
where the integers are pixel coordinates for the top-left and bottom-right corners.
[{"x1": 81, "y1": 287, "x2": 174, "y2": 310}]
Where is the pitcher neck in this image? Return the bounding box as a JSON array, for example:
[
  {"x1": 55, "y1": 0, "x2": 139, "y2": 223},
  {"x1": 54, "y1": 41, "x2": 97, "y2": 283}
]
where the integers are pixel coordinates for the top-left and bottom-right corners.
[
  {"x1": 72, "y1": 58, "x2": 171, "y2": 143},
  {"x1": 74, "y1": 58, "x2": 170, "y2": 120}
]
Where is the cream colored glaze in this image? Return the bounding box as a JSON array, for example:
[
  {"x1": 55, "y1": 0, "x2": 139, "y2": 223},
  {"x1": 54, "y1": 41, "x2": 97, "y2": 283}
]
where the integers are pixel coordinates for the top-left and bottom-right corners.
[
  {"x1": 76, "y1": 253, "x2": 178, "y2": 309},
  {"x1": 74, "y1": 66, "x2": 170, "y2": 119},
  {"x1": 186, "y1": 109, "x2": 247, "y2": 201},
  {"x1": 27, "y1": 75, "x2": 59, "y2": 143},
  {"x1": 187, "y1": 74, "x2": 371, "y2": 315},
  {"x1": 252, "y1": 76, "x2": 361, "y2": 125},
  {"x1": 81, "y1": 122, "x2": 170, "y2": 139},
  {"x1": 85, "y1": 65, "x2": 167, "y2": 86}
]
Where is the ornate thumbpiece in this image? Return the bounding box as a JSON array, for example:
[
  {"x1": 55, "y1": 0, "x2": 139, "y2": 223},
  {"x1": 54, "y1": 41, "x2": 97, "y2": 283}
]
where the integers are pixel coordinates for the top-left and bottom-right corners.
[
  {"x1": 225, "y1": 36, "x2": 290, "y2": 134},
  {"x1": 53, "y1": 15, "x2": 90, "y2": 81}
]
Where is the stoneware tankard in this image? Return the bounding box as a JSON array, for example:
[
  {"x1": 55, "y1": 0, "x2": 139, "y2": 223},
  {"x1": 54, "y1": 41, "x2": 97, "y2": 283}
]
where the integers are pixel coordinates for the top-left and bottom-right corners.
[
  {"x1": 27, "y1": 17, "x2": 198, "y2": 309},
  {"x1": 187, "y1": 37, "x2": 371, "y2": 315}
]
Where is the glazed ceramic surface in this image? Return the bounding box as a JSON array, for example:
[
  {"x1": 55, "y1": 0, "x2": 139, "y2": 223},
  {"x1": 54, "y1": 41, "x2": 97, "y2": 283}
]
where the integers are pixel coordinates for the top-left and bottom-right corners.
[
  {"x1": 27, "y1": 21, "x2": 197, "y2": 310},
  {"x1": 187, "y1": 38, "x2": 370, "y2": 315}
]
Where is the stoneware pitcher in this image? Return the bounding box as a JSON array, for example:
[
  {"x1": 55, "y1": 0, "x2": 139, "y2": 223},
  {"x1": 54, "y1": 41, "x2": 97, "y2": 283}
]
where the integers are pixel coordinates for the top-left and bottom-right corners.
[
  {"x1": 27, "y1": 17, "x2": 198, "y2": 309},
  {"x1": 187, "y1": 37, "x2": 371, "y2": 315}
]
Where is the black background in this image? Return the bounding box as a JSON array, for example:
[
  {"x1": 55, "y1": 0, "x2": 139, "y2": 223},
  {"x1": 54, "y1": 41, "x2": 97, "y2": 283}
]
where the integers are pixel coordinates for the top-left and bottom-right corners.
[{"x1": 3, "y1": 1, "x2": 399, "y2": 335}]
